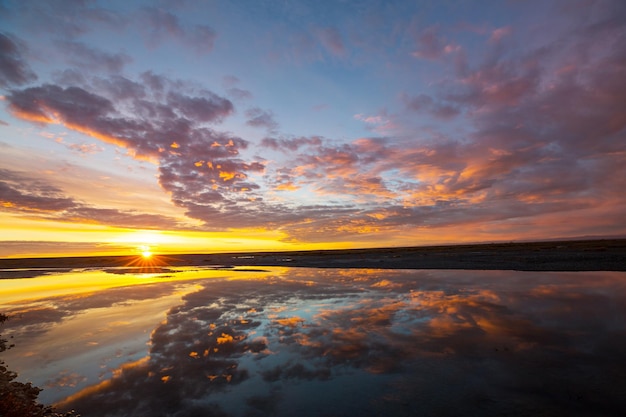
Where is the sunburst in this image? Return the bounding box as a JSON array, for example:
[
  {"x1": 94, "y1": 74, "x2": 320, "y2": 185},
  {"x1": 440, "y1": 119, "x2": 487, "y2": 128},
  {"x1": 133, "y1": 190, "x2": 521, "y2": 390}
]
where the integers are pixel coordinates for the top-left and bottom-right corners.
[{"x1": 123, "y1": 245, "x2": 169, "y2": 273}]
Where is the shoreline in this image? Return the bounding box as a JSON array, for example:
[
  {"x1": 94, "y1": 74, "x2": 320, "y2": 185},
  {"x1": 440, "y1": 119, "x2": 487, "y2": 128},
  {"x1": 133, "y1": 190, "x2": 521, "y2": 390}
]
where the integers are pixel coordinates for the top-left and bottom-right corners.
[{"x1": 1, "y1": 239, "x2": 625, "y2": 272}]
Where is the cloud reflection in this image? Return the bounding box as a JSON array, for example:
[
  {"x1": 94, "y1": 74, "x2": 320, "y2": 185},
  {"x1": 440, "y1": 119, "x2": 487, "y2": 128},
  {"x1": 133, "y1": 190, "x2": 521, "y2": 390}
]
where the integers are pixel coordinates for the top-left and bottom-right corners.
[{"x1": 21, "y1": 268, "x2": 619, "y2": 416}]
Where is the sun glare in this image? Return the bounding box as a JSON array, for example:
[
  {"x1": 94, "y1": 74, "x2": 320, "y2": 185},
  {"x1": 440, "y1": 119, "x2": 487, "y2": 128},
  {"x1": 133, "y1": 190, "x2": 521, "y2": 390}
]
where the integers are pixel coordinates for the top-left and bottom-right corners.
[
  {"x1": 138, "y1": 244, "x2": 153, "y2": 259},
  {"x1": 124, "y1": 245, "x2": 170, "y2": 273}
]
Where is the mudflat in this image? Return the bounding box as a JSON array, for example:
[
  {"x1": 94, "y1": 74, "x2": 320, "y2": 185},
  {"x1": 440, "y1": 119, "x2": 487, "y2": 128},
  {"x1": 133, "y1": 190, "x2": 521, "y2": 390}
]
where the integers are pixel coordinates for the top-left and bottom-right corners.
[{"x1": 1, "y1": 239, "x2": 625, "y2": 271}]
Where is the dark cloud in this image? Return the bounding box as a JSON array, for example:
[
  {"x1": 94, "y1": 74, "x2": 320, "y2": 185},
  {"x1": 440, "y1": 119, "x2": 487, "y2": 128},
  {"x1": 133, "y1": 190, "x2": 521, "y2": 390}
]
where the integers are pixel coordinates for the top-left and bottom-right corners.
[{"x1": 0, "y1": 32, "x2": 36, "y2": 87}]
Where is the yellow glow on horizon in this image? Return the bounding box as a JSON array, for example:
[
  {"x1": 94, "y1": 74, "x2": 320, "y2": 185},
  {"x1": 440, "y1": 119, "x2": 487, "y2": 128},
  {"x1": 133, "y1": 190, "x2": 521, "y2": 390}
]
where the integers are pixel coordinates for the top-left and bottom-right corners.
[
  {"x1": 2, "y1": 211, "x2": 529, "y2": 259},
  {"x1": 3, "y1": 208, "x2": 538, "y2": 259},
  {"x1": 0, "y1": 212, "x2": 353, "y2": 258},
  {"x1": 113, "y1": 230, "x2": 170, "y2": 245}
]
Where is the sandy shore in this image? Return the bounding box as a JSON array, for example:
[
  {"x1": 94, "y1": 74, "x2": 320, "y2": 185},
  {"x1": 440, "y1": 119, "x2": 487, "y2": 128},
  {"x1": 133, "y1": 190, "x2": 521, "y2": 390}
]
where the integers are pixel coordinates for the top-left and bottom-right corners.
[{"x1": 1, "y1": 239, "x2": 625, "y2": 272}]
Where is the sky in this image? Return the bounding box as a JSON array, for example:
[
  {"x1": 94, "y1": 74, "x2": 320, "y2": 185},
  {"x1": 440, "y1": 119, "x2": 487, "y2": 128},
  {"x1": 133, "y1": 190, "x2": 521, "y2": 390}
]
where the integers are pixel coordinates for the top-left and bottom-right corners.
[{"x1": 1, "y1": 0, "x2": 625, "y2": 257}]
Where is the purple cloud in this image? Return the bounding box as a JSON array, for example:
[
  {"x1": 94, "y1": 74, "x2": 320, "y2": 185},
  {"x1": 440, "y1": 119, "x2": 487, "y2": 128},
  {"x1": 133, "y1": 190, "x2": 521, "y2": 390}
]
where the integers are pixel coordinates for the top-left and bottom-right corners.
[
  {"x1": 245, "y1": 107, "x2": 279, "y2": 131},
  {"x1": 7, "y1": 79, "x2": 234, "y2": 159},
  {"x1": 260, "y1": 135, "x2": 323, "y2": 152},
  {"x1": 3, "y1": 73, "x2": 288, "y2": 230},
  {"x1": 0, "y1": 32, "x2": 36, "y2": 87},
  {"x1": 166, "y1": 91, "x2": 233, "y2": 123}
]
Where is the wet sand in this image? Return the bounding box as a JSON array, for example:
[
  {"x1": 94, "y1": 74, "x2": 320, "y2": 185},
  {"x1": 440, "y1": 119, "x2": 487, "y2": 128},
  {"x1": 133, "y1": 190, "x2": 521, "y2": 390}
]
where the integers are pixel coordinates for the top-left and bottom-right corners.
[{"x1": 1, "y1": 239, "x2": 625, "y2": 271}]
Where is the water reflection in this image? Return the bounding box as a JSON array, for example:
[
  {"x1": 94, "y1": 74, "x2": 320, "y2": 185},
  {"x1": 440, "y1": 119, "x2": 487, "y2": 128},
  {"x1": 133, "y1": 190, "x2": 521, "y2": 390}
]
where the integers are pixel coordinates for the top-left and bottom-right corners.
[{"x1": 2, "y1": 268, "x2": 626, "y2": 416}]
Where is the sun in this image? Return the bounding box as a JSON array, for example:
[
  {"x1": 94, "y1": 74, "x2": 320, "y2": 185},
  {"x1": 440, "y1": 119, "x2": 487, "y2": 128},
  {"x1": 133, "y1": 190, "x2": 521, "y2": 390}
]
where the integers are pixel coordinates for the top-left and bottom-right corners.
[
  {"x1": 138, "y1": 244, "x2": 152, "y2": 259},
  {"x1": 124, "y1": 244, "x2": 170, "y2": 272}
]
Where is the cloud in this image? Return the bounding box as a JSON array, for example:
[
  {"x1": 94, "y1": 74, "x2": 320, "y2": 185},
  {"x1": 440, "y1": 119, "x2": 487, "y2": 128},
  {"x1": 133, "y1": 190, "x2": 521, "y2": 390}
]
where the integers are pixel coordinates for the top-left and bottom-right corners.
[
  {"x1": 0, "y1": 169, "x2": 183, "y2": 229},
  {"x1": 4, "y1": 76, "x2": 248, "y2": 203},
  {"x1": 260, "y1": 135, "x2": 323, "y2": 152},
  {"x1": 245, "y1": 107, "x2": 279, "y2": 131},
  {"x1": 186, "y1": 24, "x2": 218, "y2": 53},
  {"x1": 222, "y1": 76, "x2": 253, "y2": 101},
  {"x1": 166, "y1": 91, "x2": 233, "y2": 123},
  {"x1": 2, "y1": 1, "x2": 626, "y2": 242},
  {"x1": 55, "y1": 137, "x2": 104, "y2": 155},
  {"x1": 0, "y1": 168, "x2": 76, "y2": 212},
  {"x1": 0, "y1": 1, "x2": 125, "y2": 38},
  {"x1": 5, "y1": 74, "x2": 355, "y2": 231},
  {"x1": 225, "y1": 87, "x2": 253, "y2": 101},
  {"x1": 411, "y1": 26, "x2": 461, "y2": 60},
  {"x1": 314, "y1": 26, "x2": 345, "y2": 57},
  {"x1": 0, "y1": 32, "x2": 37, "y2": 87},
  {"x1": 138, "y1": 7, "x2": 217, "y2": 53},
  {"x1": 222, "y1": 75, "x2": 240, "y2": 87},
  {"x1": 138, "y1": 7, "x2": 185, "y2": 44},
  {"x1": 56, "y1": 41, "x2": 132, "y2": 73},
  {"x1": 264, "y1": 23, "x2": 349, "y2": 65},
  {"x1": 489, "y1": 26, "x2": 512, "y2": 43},
  {"x1": 353, "y1": 110, "x2": 398, "y2": 133},
  {"x1": 402, "y1": 93, "x2": 460, "y2": 119}
]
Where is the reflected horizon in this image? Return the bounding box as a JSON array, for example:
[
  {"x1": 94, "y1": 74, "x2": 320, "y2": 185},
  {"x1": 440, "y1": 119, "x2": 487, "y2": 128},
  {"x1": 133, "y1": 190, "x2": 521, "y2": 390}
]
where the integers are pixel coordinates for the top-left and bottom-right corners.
[{"x1": 2, "y1": 267, "x2": 626, "y2": 416}]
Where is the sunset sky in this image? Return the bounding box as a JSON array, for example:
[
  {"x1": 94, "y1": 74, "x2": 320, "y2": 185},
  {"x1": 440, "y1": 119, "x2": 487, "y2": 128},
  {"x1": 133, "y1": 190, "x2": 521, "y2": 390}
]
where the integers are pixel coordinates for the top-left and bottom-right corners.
[{"x1": 1, "y1": 0, "x2": 625, "y2": 257}]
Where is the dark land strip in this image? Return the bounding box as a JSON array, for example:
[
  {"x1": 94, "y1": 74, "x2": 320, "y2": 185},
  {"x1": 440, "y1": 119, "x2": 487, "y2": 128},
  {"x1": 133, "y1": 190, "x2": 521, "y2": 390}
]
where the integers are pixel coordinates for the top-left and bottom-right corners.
[{"x1": 1, "y1": 239, "x2": 625, "y2": 272}]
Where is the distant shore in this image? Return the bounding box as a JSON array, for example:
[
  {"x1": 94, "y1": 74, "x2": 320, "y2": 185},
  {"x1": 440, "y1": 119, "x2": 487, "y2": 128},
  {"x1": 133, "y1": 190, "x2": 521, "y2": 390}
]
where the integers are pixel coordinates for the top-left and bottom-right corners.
[{"x1": 1, "y1": 239, "x2": 625, "y2": 272}]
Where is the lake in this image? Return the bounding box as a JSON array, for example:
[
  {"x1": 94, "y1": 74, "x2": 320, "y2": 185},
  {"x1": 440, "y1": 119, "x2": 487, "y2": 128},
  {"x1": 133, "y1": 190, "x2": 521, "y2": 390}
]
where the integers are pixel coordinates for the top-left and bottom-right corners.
[{"x1": 1, "y1": 266, "x2": 625, "y2": 416}]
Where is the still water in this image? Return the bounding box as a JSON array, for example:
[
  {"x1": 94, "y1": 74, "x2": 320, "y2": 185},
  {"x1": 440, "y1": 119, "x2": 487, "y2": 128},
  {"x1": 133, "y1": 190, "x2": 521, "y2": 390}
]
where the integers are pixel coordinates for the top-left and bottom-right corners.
[{"x1": 1, "y1": 266, "x2": 625, "y2": 416}]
